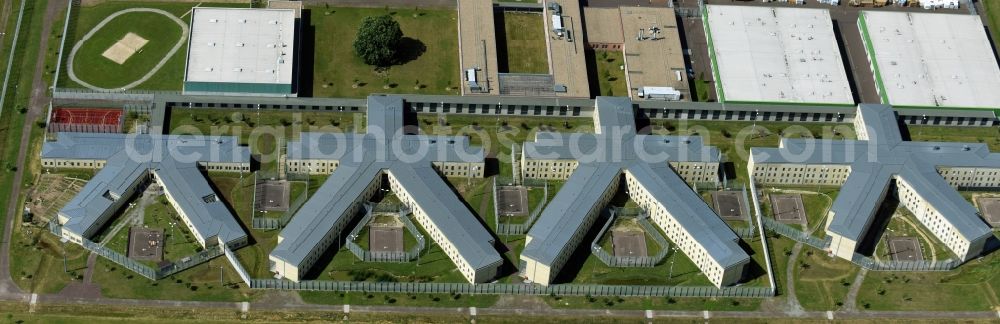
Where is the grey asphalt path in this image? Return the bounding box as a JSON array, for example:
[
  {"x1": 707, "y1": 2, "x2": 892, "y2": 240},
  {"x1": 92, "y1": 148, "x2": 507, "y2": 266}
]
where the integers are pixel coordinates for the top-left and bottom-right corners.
[{"x1": 0, "y1": 0, "x2": 67, "y2": 298}]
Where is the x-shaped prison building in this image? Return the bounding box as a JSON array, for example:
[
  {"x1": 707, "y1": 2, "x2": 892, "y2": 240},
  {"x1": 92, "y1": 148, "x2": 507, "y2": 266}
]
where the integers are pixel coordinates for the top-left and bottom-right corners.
[
  {"x1": 43, "y1": 132, "x2": 251, "y2": 249},
  {"x1": 270, "y1": 95, "x2": 502, "y2": 283},
  {"x1": 518, "y1": 97, "x2": 750, "y2": 288},
  {"x1": 749, "y1": 104, "x2": 1000, "y2": 262}
]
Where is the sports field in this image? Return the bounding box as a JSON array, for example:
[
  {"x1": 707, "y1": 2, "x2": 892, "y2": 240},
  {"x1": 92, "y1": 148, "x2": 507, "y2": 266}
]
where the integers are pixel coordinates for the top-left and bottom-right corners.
[
  {"x1": 310, "y1": 7, "x2": 459, "y2": 97},
  {"x1": 60, "y1": 2, "x2": 247, "y2": 91}
]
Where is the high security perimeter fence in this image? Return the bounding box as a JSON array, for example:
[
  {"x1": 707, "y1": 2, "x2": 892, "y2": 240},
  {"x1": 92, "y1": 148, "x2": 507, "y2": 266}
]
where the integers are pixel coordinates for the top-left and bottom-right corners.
[
  {"x1": 590, "y1": 208, "x2": 671, "y2": 268},
  {"x1": 345, "y1": 204, "x2": 427, "y2": 263},
  {"x1": 248, "y1": 279, "x2": 774, "y2": 298},
  {"x1": 851, "y1": 253, "x2": 961, "y2": 271},
  {"x1": 51, "y1": 89, "x2": 1000, "y2": 129},
  {"x1": 48, "y1": 220, "x2": 223, "y2": 280}
]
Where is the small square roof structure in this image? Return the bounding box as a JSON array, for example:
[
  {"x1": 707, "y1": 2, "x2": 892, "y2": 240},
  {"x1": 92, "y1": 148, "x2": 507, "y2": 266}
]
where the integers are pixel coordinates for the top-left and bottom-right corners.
[
  {"x1": 703, "y1": 5, "x2": 854, "y2": 105},
  {"x1": 858, "y1": 11, "x2": 1000, "y2": 110},
  {"x1": 184, "y1": 7, "x2": 296, "y2": 96}
]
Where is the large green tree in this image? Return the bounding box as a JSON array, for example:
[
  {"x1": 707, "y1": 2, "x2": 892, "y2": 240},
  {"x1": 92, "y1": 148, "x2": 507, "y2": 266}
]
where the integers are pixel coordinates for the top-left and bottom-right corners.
[{"x1": 353, "y1": 15, "x2": 403, "y2": 66}]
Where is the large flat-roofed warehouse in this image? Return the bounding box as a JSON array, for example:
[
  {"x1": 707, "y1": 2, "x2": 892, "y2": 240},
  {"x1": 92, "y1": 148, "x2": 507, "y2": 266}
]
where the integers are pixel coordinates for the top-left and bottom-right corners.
[
  {"x1": 269, "y1": 96, "x2": 501, "y2": 284},
  {"x1": 519, "y1": 97, "x2": 749, "y2": 288},
  {"x1": 42, "y1": 133, "x2": 251, "y2": 249},
  {"x1": 583, "y1": 7, "x2": 689, "y2": 101},
  {"x1": 703, "y1": 5, "x2": 854, "y2": 105},
  {"x1": 749, "y1": 104, "x2": 1000, "y2": 263},
  {"x1": 183, "y1": 7, "x2": 297, "y2": 96},
  {"x1": 858, "y1": 11, "x2": 1000, "y2": 110}
]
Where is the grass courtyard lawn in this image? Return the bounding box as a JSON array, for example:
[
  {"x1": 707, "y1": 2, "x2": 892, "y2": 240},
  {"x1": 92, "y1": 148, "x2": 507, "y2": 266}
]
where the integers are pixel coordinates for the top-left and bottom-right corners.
[
  {"x1": 310, "y1": 6, "x2": 459, "y2": 97},
  {"x1": 872, "y1": 208, "x2": 953, "y2": 263},
  {"x1": 793, "y1": 245, "x2": 857, "y2": 311},
  {"x1": 145, "y1": 196, "x2": 204, "y2": 260},
  {"x1": 500, "y1": 12, "x2": 547, "y2": 74},
  {"x1": 419, "y1": 114, "x2": 593, "y2": 177},
  {"x1": 565, "y1": 222, "x2": 770, "y2": 287},
  {"x1": 759, "y1": 187, "x2": 837, "y2": 234},
  {"x1": 592, "y1": 50, "x2": 627, "y2": 97},
  {"x1": 60, "y1": 2, "x2": 247, "y2": 90},
  {"x1": 908, "y1": 124, "x2": 1000, "y2": 152},
  {"x1": 651, "y1": 120, "x2": 856, "y2": 186},
  {"x1": 855, "y1": 246, "x2": 1000, "y2": 311},
  {"x1": 694, "y1": 78, "x2": 712, "y2": 102},
  {"x1": 169, "y1": 109, "x2": 360, "y2": 173}
]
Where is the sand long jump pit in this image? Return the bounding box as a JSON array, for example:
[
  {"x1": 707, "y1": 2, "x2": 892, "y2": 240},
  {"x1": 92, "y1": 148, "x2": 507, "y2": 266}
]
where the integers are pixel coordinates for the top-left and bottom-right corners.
[{"x1": 102, "y1": 32, "x2": 148, "y2": 64}]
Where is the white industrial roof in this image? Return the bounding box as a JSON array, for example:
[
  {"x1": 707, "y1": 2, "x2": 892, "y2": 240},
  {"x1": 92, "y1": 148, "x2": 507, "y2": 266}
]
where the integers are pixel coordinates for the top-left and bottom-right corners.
[
  {"x1": 185, "y1": 8, "x2": 295, "y2": 85},
  {"x1": 704, "y1": 5, "x2": 853, "y2": 104},
  {"x1": 859, "y1": 11, "x2": 1000, "y2": 109}
]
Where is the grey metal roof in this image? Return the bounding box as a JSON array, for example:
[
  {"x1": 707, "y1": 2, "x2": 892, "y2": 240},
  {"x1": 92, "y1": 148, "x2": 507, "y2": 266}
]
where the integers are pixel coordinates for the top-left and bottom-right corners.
[
  {"x1": 271, "y1": 158, "x2": 384, "y2": 266},
  {"x1": 58, "y1": 152, "x2": 147, "y2": 236},
  {"x1": 155, "y1": 160, "x2": 247, "y2": 244},
  {"x1": 47, "y1": 133, "x2": 249, "y2": 245},
  {"x1": 524, "y1": 132, "x2": 720, "y2": 164},
  {"x1": 521, "y1": 96, "x2": 745, "y2": 278},
  {"x1": 521, "y1": 164, "x2": 621, "y2": 266},
  {"x1": 388, "y1": 165, "x2": 501, "y2": 270},
  {"x1": 751, "y1": 104, "x2": 998, "y2": 243},
  {"x1": 272, "y1": 95, "x2": 499, "y2": 278},
  {"x1": 625, "y1": 163, "x2": 749, "y2": 268}
]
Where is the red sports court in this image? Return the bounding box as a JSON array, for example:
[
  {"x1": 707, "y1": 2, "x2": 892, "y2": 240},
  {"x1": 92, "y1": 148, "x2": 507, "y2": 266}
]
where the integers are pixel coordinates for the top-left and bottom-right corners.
[{"x1": 49, "y1": 107, "x2": 124, "y2": 133}]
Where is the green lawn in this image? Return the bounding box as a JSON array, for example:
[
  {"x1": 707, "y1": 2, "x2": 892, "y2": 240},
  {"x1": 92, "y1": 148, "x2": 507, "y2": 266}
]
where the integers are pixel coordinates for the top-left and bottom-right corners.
[
  {"x1": 310, "y1": 6, "x2": 459, "y2": 97},
  {"x1": 908, "y1": 124, "x2": 1000, "y2": 152},
  {"x1": 68, "y1": 11, "x2": 183, "y2": 89},
  {"x1": 985, "y1": 0, "x2": 1000, "y2": 53},
  {"x1": 59, "y1": 2, "x2": 247, "y2": 90},
  {"x1": 500, "y1": 12, "x2": 547, "y2": 74},
  {"x1": 793, "y1": 245, "x2": 857, "y2": 311},
  {"x1": 299, "y1": 290, "x2": 499, "y2": 308},
  {"x1": 855, "y1": 246, "x2": 1000, "y2": 311},
  {"x1": 651, "y1": 121, "x2": 857, "y2": 187},
  {"x1": 873, "y1": 208, "x2": 954, "y2": 263},
  {"x1": 694, "y1": 77, "x2": 713, "y2": 102},
  {"x1": 593, "y1": 50, "x2": 627, "y2": 97}
]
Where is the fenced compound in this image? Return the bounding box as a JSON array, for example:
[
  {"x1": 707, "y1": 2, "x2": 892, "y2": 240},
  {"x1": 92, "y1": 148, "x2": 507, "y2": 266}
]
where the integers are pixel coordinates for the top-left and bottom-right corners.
[
  {"x1": 590, "y1": 208, "x2": 670, "y2": 268},
  {"x1": 248, "y1": 278, "x2": 774, "y2": 298},
  {"x1": 251, "y1": 171, "x2": 309, "y2": 229},
  {"x1": 851, "y1": 253, "x2": 960, "y2": 271},
  {"x1": 495, "y1": 177, "x2": 548, "y2": 235},
  {"x1": 49, "y1": 107, "x2": 124, "y2": 133},
  {"x1": 27, "y1": 175, "x2": 86, "y2": 223},
  {"x1": 48, "y1": 220, "x2": 224, "y2": 280},
  {"x1": 760, "y1": 217, "x2": 830, "y2": 250},
  {"x1": 345, "y1": 204, "x2": 426, "y2": 263}
]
